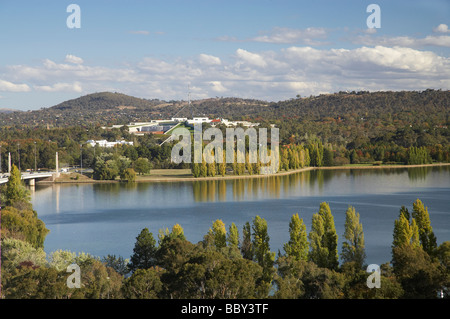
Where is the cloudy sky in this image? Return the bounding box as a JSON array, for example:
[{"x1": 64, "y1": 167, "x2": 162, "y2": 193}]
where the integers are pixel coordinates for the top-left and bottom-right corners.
[{"x1": 0, "y1": 0, "x2": 449, "y2": 110}]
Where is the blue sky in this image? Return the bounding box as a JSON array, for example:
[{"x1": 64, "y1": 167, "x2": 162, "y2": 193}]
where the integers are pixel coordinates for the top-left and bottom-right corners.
[{"x1": 0, "y1": 0, "x2": 449, "y2": 110}]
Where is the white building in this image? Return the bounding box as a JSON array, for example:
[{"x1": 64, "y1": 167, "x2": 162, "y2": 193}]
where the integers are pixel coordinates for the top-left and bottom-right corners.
[
  {"x1": 186, "y1": 117, "x2": 211, "y2": 125},
  {"x1": 86, "y1": 140, "x2": 134, "y2": 148}
]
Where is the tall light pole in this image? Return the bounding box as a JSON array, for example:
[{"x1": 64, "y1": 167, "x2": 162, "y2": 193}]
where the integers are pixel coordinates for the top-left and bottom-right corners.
[
  {"x1": 17, "y1": 143, "x2": 20, "y2": 171},
  {"x1": 0, "y1": 144, "x2": 2, "y2": 173},
  {"x1": 34, "y1": 142, "x2": 37, "y2": 172},
  {"x1": 80, "y1": 144, "x2": 83, "y2": 174}
]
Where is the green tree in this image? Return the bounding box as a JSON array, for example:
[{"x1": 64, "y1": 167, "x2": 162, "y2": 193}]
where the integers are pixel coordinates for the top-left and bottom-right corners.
[
  {"x1": 120, "y1": 167, "x2": 136, "y2": 182},
  {"x1": 252, "y1": 215, "x2": 276, "y2": 290},
  {"x1": 241, "y1": 222, "x2": 253, "y2": 260},
  {"x1": 133, "y1": 157, "x2": 151, "y2": 175},
  {"x1": 275, "y1": 256, "x2": 345, "y2": 299},
  {"x1": 200, "y1": 156, "x2": 208, "y2": 177},
  {"x1": 412, "y1": 199, "x2": 437, "y2": 255},
  {"x1": 4, "y1": 164, "x2": 30, "y2": 208},
  {"x1": 208, "y1": 219, "x2": 227, "y2": 250},
  {"x1": 392, "y1": 212, "x2": 420, "y2": 250},
  {"x1": 218, "y1": 152, "x2": 227, "y2": 176},
  {"x1": 122, "y1": 267, "x2": 164, "y2": 299},
  {"x1": 283, "y1": 213, "x2": 309, "y2": 261},
  {"x1": 102, "y1": 254, "x2": 130, "y2": 277},
  {"x1": 227, "y1": 222, "x2": 240, "y2": 250},
  {"x1": 1, "y1": 238, "x2": 47, "y2": 273},
  {"x1": 392, "y1": 244, "x2": 444, "y2": 298},
  {"x1": 308, "y1": 202, "x2": 339, "y2": 270},
  {"x1": 129, "y1": 228, "x2": 157, "y2": 272},
  {"x1": 2, "y1": 263, "x2": 70, "y2": 299},
  {"x1": 341, "y1": 206, "x2": 366, "y2": 268},
  {"x1": 192, "y1": 162, "x2": 201, "y2": 177},
  {"x1": 1, "y1": 206, "x2": 49, "y2": 249},
  {"x1": 93, "y1": 156, "x2": 119, "y2": 180}
]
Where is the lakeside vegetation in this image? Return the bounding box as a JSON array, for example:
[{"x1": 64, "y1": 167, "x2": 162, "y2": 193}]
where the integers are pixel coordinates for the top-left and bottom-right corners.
[
  {"x1": 0, "y1": 90, "x2": 448, "y2": 179},
  {"x1": 1, "y1": 165, "x2": 449, "y2": 299}
]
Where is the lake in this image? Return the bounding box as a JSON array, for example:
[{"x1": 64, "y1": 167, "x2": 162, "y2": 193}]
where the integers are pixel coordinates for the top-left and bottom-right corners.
[{"x1": 31, "y1": 166, "x2": 450, "y2": 266}]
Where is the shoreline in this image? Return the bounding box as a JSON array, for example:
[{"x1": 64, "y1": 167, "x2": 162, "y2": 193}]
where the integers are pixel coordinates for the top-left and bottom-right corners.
[{"x1": 39, "y1": 162, "x2": 450, "y2": 185}]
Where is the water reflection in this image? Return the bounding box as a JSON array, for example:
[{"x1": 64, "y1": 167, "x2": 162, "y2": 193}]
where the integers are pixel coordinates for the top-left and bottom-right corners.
[
  {"x1": 407, "y1": 166, "x2": 431, "y2": 181},
  {"x1": 190, "y1": 166, "x2": 449, "y2": 202}
]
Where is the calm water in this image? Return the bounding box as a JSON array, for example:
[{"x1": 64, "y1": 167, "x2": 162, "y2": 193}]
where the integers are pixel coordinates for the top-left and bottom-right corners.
[{"x1": 31, "y1": 166, "x2": 450, "y2": 266}]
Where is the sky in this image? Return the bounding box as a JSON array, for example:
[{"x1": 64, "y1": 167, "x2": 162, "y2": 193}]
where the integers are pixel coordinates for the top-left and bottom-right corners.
[{"x1": 0, "y1": 0, "x2": 449, "y2": 111}]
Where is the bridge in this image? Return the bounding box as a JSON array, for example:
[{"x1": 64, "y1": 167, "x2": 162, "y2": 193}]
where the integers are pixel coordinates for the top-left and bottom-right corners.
[{"x1": 0, "y1": 172, "x2": 55, "y2": 186}]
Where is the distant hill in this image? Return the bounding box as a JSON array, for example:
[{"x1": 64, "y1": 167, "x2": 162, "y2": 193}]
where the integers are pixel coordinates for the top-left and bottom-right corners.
[
  {"x1": 0, "y1": 89, "x2": 448, "y2": 128},
  {"x1": 0, "y1": 108, "x2": 20, "y2": 114},
  {"x1": 0, "y1": 92, "x2": 270, "y2": 127}
]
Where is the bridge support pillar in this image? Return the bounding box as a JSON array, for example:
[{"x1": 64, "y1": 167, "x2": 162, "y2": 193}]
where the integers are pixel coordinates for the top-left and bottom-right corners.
[{"x1": 29, "y1": 178, "x2": 35, "y2": 186}]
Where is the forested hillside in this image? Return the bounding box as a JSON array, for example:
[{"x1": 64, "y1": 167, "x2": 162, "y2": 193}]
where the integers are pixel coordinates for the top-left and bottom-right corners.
[{"x1": 0, "y1": 89, "x2": 448, "y2": 171}]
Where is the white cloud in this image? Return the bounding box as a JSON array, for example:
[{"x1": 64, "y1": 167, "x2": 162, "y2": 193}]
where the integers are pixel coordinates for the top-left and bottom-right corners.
[
  {"x1": 352, "y1": 33, "x2": 450, "y2": 48},
  {"x1": 199, "y1": 54, "x2": 221, "y2": 66},
  {"x1": 65, "y1": 54, "x2": 84, "y2": 64},
  {"x1": 433, "y1": 24, "x2": 449, "y2": 33},
  {"x1": 251, "y1": 27, "x2": 328, "y2": 44},
  {"x1": 129, "y1": 30, "x2": 150, "y2": 35},
  {"x1": 209, "y1": 81, "x2": 227, "y2": 93},
  {"x1": 2, "y1": 46, "x2": 449, "y2": 104},
  {"x1": 0, "y1": 79, "x2": 30, "y2": 92},
  {"x1": 236, "y1": 49, "x2": 267, "y2": 67},
  {"x1": 34, "y1": 82, "x2": 82, "y2": 93}
]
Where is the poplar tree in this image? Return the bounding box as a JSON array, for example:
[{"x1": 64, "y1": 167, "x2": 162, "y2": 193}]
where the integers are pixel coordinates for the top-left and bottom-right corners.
[
  {"x1": 210, "y1": 219, "x2": 227, "y2": 249},
  {"x1": 227, "y1": 222, "x2": 240, "y2": 249},
  {"x1": 241, "y1": 222, "x2": 253, "y2": 260},
  {"x1": 200, "y1": 156, "x2": 208, "y2": 177},
  {"x1": 280, "y1": 147, "x2": 289, "y2": 171},
  {"x1": 308, "y1": 202, "x2": 339, "y2": 270},
  {"x1": 219, "y1": 152, "x2": 227, "y2": 176},
  {"x1": 412, "y1": 199, "x2": 437, "y2": 255},
  {"x1": 341, "y1": 206, "x2": 366, "y2": 268},
  {"x1": 308, "y1": 212, "x2": 327, "y2": 267},
  {"x1": 392, "y1": 213, "x2": 420, "y2": 249},
  {"x1": 252, "y1": 216, "x2": 275, "y2": 288},
  {"x1": 283, "y1": 213, "x2": 309, "y2": 261},
  {"x1": 252, "y1": 216, "x2": 271, "y2": 267}
]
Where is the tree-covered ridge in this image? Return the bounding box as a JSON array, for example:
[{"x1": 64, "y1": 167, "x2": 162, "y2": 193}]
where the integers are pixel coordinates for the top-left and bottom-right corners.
[{"x1": 1, "y1": 89, "x2": 448, "y2": 128}]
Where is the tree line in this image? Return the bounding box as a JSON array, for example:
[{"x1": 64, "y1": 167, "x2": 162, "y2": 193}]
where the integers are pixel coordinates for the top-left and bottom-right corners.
[{"x1": 1, "y1": 166, "x2": 449, "y2": 299}]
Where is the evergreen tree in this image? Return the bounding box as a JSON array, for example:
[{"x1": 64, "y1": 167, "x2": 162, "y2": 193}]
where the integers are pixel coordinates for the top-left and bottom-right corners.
[
  {"x1": 412, "y1": 199, "x2": 437, "y2": 255},
  {"x1": 4, "y1": 164, "x2": 30, "y2": 208},
  {"x1": 341, "y1": 206, "x2": 366, "y2": 268},
  {"x1": 129, "y1": 228, "x2": 157, "y2": 272},
  {"x1": 283, "y1": 213, "x2": 309, "y2": 261}
]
